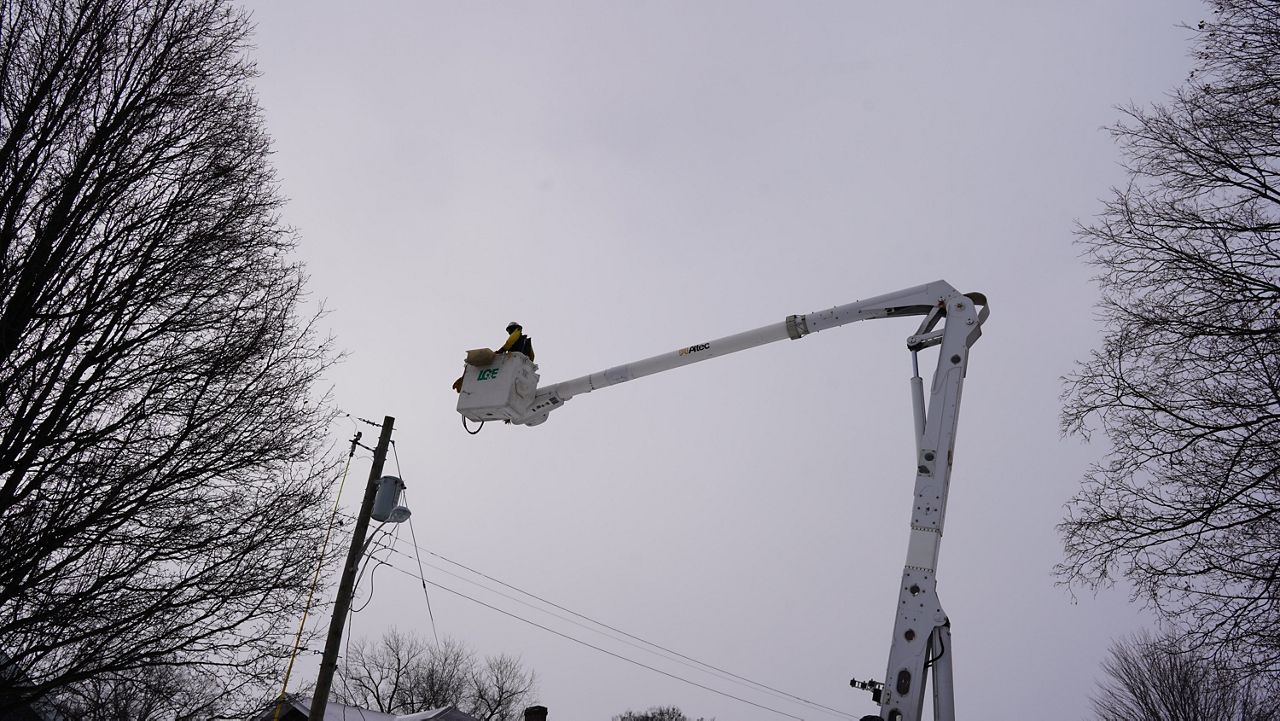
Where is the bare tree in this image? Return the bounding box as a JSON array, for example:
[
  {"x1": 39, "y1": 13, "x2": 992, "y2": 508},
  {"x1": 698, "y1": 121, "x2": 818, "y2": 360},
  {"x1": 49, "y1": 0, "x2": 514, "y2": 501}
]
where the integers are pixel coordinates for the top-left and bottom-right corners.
[
  {"x1": 337, "y1": 630, "x2": 433, "y2": 714},
  {"x1": 468, "y1": 653, "x2": 537, "y2": 721},
  {"x1": 402, "y1": 636, "x2": 474, "y2": 712},
  {"x1": 1060, "y1": 0, "x2": 1280, "y2": 676},
  {"x1": 336, "y1": 630, "x2": 535, "y2": 721},
  {"x1": 613, "y1": 706, "x2": 713, "y2": 721},
  {"x1": 0, "y1": 0, "x2": 336, "y2": 713},
  {"x1": 44, "y1": 662, "x2": 230, "y2": 721},
  {"x1": 1092, "y1": 631, "x2": 1279, "y2": 721}
]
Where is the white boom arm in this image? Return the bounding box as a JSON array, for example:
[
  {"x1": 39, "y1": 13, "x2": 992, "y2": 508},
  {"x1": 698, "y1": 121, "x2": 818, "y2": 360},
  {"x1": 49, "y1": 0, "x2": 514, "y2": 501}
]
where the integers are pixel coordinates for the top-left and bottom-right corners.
[
  {"x1": 456, "y1": 280, "x2": 988, "y2": 721},
  {"x1": 517, "y1": 280, "x2": 977, "y2": 428}
]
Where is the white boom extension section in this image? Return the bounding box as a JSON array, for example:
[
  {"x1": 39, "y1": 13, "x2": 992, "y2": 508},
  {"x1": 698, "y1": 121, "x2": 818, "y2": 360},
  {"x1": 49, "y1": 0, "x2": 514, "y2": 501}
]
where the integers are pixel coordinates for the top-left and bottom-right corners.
[
  {"x1": 483, "y1": 280, "x2": 959, "y2": 427},
  {"x1": 454, "y1": 280, "x2": 989, "y2": 721}
]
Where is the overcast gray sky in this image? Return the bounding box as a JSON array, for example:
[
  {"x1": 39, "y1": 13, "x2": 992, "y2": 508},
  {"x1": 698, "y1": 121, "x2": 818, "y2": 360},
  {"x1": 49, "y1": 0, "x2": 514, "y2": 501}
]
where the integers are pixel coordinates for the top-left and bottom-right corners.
[{"x1": 238, "y1": 2, "x2": 1205, "y2": 719}]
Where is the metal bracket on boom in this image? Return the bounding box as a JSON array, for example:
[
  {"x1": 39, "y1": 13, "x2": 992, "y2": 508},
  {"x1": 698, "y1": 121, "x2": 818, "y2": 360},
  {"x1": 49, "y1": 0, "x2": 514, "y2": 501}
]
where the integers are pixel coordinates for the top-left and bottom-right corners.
[
  {"x1": 454, "y1": 281, "x2": 988, "y2": 721},
  {"x1": 850, "y1": 677, "x2": 885, "y2": 704}
]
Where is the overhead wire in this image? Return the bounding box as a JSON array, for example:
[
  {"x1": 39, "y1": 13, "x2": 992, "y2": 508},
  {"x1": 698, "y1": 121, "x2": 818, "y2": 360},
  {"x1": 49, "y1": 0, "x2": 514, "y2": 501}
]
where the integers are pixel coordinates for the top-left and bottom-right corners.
[
  {"x1": 376, "y1": 557, "x2": 810, "y2": 721},
  {"x1": 404, "y1": 494, "x2": 441, "y2": 647},
  {"x1": 378, "y1": 541, "x2": 839, "y2": 717},
  {"x1": 389, "y1": 441, "x2": 441, "y2": 646},
  {"x1": 373, "y1": 434, "x2": 852, "y2": 720},
  {"x1": 351, "y1": 523, "x2": 397, "y2": 614},
  {"x1": 331, "y1": 510, "x2": 856, "y2": 720},
  {"x1": 378, "y1": 533, "x2": 856, "y2": 720},
  {"x1": 342, "y1": 578, "x2": 370, "y2": 721}
]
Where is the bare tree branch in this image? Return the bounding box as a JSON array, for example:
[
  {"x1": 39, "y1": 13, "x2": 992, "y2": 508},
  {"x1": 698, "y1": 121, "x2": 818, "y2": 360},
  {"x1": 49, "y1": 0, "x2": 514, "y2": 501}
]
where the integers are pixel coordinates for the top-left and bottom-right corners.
[
  {"x1": 1061, "y1": 0, "x2": 1280, "y2": 678},
  {"x1": 0, "y1": 0, "x2": 338, "y2": 713},
  {"x1": 336, "y1": 629, "x2": 536, "y2": 721},
  {"x1": 1091, "y1": 631, "x2": 1278, "y2": 721}
]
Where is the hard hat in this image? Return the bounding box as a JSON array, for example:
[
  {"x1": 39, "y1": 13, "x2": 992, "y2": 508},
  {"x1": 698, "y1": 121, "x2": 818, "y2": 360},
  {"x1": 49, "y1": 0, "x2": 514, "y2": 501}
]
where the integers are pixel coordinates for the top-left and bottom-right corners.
[{"x1": 506, "y1": 321, "x2": 522, "y2": 333}]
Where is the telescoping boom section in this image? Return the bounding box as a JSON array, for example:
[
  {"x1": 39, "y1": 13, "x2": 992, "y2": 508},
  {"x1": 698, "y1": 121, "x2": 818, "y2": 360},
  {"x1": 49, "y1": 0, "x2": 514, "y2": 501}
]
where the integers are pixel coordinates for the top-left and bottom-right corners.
[{"x1": 454, "y1": 280, "x2": 988, "y2": 721}]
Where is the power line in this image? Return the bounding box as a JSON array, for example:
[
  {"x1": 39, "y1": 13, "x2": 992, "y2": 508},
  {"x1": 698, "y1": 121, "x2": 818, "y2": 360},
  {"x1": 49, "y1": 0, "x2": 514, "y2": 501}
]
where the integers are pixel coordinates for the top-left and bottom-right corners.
[
  {"x1": 406, "y1": 515, "x2": 441, "y2": 646},
  {"x1": 378, "y1": 558, "x2": 810, "y2": 721},
  {"x1": 379, "y1": 542, "x2": 851, "y2": 720},
  {"x1": 379, "y1": 535, "x2": 856, "y2": 720},
  {"x1": 388, "y1": 446, "x2": 441, "y2": 646},
  {"x1": 341, "y1": 460, "x2": 853, "y2": 719},
  {"x1": 387, "y1": 547, "x2": 751, "y2": 678}
]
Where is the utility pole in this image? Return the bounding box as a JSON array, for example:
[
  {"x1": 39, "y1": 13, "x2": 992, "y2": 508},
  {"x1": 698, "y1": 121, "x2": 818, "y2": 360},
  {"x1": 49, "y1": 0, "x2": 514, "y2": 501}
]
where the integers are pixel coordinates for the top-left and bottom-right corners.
[{"x1": 310, "y1": 415, "x2": 395, "y2": 719}]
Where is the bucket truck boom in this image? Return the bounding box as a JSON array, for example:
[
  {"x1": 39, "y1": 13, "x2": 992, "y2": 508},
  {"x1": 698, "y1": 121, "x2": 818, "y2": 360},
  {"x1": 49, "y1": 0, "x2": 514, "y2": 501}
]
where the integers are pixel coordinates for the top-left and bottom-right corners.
[{"x1": 455, "y1": 280, "x2": 989, "y2": 721}]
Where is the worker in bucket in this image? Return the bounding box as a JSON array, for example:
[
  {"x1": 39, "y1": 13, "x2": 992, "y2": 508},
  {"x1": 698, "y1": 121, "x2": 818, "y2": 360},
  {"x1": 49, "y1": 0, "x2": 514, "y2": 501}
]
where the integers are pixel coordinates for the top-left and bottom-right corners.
[
  {"x1": 497, "y1": 321, "x2": 535, "y2": 361},
  {"x1": 452, "y1": 322, "x2": 535, "y2": 392}
]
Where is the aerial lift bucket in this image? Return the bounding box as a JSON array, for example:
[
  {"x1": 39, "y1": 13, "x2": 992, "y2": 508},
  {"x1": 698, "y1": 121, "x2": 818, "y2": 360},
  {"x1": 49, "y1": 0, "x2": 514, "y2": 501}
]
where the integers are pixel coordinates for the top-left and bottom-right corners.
[{"x1": 456, "y1": 352, "x2": 540, "y2": 423}]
